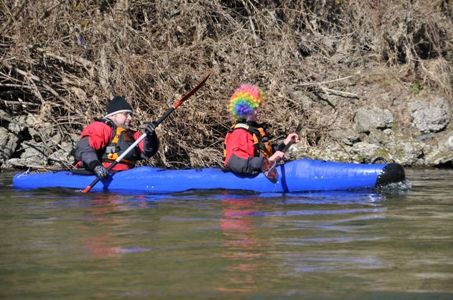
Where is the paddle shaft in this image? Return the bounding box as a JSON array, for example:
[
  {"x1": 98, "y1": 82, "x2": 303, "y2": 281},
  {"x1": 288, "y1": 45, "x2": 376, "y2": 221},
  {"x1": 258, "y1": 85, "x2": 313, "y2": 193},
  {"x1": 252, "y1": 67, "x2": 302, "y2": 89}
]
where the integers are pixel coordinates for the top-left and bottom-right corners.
[
  {"x1": 81, "y1": 71, "x2": 211, "y2": 193},
  {"x1": 81, "y1": 134, "x2": 146, "y2": 193}
]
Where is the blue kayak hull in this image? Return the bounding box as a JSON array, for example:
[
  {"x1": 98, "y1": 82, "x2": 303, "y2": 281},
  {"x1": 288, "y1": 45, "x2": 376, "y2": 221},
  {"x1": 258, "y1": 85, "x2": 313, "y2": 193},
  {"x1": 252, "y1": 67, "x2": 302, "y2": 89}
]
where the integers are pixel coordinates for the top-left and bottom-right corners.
[{"x1": 12, "y1": 159, "x2": 405, "y2": 193}]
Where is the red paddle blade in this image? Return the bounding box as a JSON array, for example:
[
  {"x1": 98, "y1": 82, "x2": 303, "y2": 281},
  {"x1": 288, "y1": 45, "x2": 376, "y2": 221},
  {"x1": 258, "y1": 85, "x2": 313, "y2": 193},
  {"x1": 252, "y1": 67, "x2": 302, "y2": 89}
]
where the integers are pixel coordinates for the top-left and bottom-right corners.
[
  {"x1": 172, "y1": 71, "x2": 211, "y2": 109},
  {"x1": 263, "y1": 159, "x2": 278, "y2": 183},
  {"x1": 81, "y1": 186, "x2": 92, "y2": 193}
]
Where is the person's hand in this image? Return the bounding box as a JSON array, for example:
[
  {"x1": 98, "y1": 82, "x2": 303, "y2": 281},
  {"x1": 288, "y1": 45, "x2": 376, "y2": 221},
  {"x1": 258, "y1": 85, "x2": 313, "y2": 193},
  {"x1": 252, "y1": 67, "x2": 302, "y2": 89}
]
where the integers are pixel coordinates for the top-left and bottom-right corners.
[
  {"x1": 284, "y1": 133, "x2": 300, "y2": 146},
  {"x1": 93, "y1": 165, "x2": 109, "y2": 180},
  {"x1": 145, "y1": 121, "x2": 158, "y2": 135},
  {"x1": 268, "y1": 150, "x2": 285, "y2": 163}
]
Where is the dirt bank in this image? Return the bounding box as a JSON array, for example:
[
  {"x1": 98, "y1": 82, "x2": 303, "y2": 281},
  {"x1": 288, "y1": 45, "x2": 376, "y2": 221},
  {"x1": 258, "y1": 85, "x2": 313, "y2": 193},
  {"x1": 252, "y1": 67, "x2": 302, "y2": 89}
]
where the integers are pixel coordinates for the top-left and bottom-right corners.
[{"x1": 1, "y1": 0, "x2": 451, "y2": 170}]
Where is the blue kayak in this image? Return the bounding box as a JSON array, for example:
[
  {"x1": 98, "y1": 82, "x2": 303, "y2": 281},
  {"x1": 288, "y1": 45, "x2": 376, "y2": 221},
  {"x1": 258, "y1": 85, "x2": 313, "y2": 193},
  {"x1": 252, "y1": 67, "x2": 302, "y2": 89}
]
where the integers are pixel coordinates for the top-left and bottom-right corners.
[{"x1": 13, "y1": 159, "x2": 405, "y2": 194}]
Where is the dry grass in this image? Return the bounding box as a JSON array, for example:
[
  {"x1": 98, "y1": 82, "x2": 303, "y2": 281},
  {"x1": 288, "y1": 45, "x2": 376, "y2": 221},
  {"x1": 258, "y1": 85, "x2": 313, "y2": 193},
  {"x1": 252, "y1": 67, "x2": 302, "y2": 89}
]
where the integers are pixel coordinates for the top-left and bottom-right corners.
[{"x1": 1, "y1": 0, "x2": 451, "y2": 168}]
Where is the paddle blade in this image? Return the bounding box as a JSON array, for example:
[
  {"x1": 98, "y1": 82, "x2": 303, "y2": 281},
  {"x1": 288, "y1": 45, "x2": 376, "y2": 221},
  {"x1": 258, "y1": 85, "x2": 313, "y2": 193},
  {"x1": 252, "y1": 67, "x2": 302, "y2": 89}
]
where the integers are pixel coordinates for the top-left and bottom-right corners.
[
  {"x1": 172, "y1": 71, "x2": 211, "y2": 109},
  {"x1": 263, "y1": 159, "x2": 278, "y2": 183},
  {"x1": 81, "y1": 185, "x2": 93, "y2": 193},
  {"x1": 81, "y1": 177, "x2": 100, "y2": 193}
]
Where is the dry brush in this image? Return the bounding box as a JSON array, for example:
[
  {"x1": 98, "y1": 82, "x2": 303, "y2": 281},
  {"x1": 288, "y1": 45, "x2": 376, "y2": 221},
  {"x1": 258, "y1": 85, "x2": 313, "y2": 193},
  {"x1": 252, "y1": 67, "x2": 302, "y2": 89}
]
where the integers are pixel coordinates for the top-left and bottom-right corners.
[{"x1": 0, "y1": 0, "x2": 451, "y2": 168}]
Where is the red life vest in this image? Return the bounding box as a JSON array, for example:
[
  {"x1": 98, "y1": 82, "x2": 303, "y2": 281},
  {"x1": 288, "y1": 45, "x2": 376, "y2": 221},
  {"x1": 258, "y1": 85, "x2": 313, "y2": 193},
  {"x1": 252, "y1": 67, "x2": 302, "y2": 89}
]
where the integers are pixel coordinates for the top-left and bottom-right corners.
[{"x1": 224, "y1": 122, "x2": 273, "y2": 165}]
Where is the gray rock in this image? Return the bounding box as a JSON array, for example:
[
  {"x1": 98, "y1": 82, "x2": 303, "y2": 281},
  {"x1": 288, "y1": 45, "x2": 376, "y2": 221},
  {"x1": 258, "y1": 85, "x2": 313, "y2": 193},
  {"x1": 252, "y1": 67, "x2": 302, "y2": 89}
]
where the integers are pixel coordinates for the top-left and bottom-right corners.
[
  {"x1": 387, "y1": 140, "x2": 425, "y2": 165},
  {"x1": 48, "y1": 141, "x2": 75, "y2": 168},
  {"x1": 409, "y1": 96, "x2": 451, "y2": 133},
  {"x1": 25, "y1": 114, "x2": 57, "y2": 142},
  {"x1": 349, "y1": 139, "x2": 425, "y2": 165},
  {"x1": 329, "y1": 128, "x2": 360, "y2": 145},
  {"x1": 0, "y1": 127, "x2": 19, "y2": 161},
  {"x1": 290, "y1": 90, "x2": 313, "y2": 111},
  {"x1": 8, "y1": 115, "x2": 27, "y2": 134},
  {"x1": 422, "y1": 131, "x2": 453, "y2": 166},
  {"x1": 0, "y1": 109, "x2": 12, "y2": 122},
  {"x1": 2, "y1": 158, "x2": 26, "y2": 169},
  {"x1": 20, "y1": 142, "x2": 48, "y2": 160},
  {"x1": 351, "y1": 142, "x2": 381, "y2": 161},
  {"x1": 355, "y1": 107, "x2": 394, "y2": 133},
  {"x1": 424, "y1": 148, "x2": 453, "y2": 166},
  {"x1": 4, "y1": 141, "x2": 49, "y2": 169},
  {"x1": 367, "y1": 128, "x2": 395, "y2": 146},
  {"x1": 442, "y1": 131, "x2": 453, "y2": 150},
  {"x1": 294, "y1": 143, "x2": 354, "y2": 162}
]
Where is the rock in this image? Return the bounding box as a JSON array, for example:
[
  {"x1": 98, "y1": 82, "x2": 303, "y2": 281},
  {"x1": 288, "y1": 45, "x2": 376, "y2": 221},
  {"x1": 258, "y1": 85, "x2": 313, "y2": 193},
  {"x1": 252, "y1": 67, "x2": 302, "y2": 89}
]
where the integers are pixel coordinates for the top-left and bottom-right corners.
[
  {"x1": 290, "y1": 90, "x2": 313, "y2": 111},
  {"x1": 0, "y1": 127, "x2": 19, "y2": 161},
  {"x1": 387, "y1": 140, "x2": 425, "y2": 165},
  {"x1": 424, "y1": 149, "x2": 453, "y2": 166},
  {"x1": 8, "y1": 115, "x2": 28, "y2": 134},
  {"x1": 20, "y1": 142, "x2": 48, "y2": 160},
  {"x1": 25, "y1": 114, "x2": 57, "y2": 142},
  {"x1": 329, "y1": 128, "x2": 360, "y2": 145},
  {"x1": 0, "y1": 109, "x2": 12, "y2": 122},
  {"x1": 48, "y1": 141, "x2": 75, "y2": 168},
  {"x1": 2, "y1": 158, "x2": 26, "y2": 169},
  {"x1": 422, "y1": 131, "x2": 453, "y2": 166},
  {"x1": 5, "y1": 141, "x2": 50, "y2": 168},
  {"x1": 367, "y1": 128, "x2": 394, "y2": 146},
  {"x1": 354, "y1": 107, "x2": 394, "y2": 133},
  {"x1": 351, "y1": 142, "x2": 381, "y2": 162},
  {"x1": 409, "y1": 96, "x2": 450, "y2": 133},
  {"x1": 292, "y1": 143, "x2": 354, "y2": 163},
  {"x1": 442, "y1": 131, "x2": 453, "y2": 150},
  {"x1": 349, "y1": 139, "x2": 425, "y2": 165}
]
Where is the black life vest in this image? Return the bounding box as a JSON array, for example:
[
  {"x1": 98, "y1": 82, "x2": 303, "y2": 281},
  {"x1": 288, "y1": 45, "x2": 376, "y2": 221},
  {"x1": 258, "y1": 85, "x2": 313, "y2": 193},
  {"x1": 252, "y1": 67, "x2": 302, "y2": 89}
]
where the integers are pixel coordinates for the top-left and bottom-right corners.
[{"x1": 97, "y1": 118, "x2": 141, "y2": 166}]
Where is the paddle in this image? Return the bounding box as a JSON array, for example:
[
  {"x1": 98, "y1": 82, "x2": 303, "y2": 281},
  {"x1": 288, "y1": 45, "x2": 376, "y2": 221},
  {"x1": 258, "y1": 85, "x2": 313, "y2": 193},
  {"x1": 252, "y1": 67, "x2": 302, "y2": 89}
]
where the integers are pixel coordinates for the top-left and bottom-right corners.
[
  {"x1": 81, "y1": 71, "x2": 211, "y2": 193},
  {"x1": 263, "y1": 138, "x2": 295, "y2": 183}
]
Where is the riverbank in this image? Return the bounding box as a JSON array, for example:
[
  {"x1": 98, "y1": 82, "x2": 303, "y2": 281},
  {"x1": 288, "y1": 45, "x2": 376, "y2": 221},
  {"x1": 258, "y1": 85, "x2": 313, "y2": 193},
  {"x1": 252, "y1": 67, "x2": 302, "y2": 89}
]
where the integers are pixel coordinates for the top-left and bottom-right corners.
[
  {"x1": 1, "y1": 1, "x2": 451, "y2": 170},
  {"x1": 1, "y1": 88, "x2": 452, "y2": 171}
]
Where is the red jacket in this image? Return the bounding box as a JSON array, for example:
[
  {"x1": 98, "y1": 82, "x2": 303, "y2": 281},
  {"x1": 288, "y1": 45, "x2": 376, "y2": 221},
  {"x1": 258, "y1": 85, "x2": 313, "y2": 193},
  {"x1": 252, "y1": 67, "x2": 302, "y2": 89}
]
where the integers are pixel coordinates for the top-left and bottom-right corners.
[
  {"x1": 78, "y1": 121, "x2": 145, "y2": 171},
  {"x1": 224, "y1": 128, "x2": 255, "y2": 167}
]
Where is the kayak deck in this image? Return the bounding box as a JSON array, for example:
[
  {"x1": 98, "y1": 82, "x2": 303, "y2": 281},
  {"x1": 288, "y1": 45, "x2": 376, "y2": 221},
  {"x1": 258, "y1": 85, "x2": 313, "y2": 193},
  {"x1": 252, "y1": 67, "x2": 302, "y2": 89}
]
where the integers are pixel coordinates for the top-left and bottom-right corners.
[{"x1": 13, "y1": 159, "x2": 405, "y2": 194}]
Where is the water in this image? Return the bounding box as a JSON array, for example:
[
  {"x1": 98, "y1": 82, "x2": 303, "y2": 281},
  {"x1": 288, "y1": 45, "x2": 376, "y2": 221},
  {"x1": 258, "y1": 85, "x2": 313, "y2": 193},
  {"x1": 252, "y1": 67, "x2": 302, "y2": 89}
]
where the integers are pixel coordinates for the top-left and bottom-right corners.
[{"x1": 1, "y1": 169, "x2": 452, "y2": 299}]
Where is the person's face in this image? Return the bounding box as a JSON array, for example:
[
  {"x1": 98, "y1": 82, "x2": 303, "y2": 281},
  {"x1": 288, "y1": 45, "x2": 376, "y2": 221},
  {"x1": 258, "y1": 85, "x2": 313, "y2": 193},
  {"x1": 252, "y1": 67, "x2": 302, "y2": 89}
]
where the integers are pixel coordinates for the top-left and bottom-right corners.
[
  {"x1": 110, "y1": 112, "x2": 132, "y2": 128},
  {"x1": 247, "y1": 110, "x2": 259, "y2": 122}
]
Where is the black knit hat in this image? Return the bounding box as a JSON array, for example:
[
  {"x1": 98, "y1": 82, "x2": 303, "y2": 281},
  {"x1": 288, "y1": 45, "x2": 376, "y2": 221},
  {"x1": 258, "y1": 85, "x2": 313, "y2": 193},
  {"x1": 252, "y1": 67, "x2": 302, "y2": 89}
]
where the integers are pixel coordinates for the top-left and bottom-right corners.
[{"x1": 105, "y1": 96, "x2": 133, "y2": 118}]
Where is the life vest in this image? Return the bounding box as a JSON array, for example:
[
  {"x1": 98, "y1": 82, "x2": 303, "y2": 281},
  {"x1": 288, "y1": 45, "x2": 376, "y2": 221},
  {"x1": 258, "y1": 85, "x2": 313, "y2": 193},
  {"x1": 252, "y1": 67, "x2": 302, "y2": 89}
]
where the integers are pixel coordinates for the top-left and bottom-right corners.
[
  {"x1": 224, "y1": 122, "x2": 273, "y2": 161},
  {"x1": 97, "y1": 118, "x2": 141, "y2": 166}
]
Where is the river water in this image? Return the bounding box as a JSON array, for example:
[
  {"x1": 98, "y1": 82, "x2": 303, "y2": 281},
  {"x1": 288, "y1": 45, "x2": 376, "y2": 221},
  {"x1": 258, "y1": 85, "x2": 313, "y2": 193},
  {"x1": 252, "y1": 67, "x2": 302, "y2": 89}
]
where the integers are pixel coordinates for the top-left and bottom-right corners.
[{"x1": 0, "y1": 168, "x2": 452, "y2": 299}]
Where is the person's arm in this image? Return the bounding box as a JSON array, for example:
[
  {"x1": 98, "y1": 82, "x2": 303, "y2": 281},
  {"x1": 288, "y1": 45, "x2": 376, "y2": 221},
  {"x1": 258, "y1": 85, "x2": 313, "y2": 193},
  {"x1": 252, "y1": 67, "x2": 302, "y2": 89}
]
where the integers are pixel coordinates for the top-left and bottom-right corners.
[
  {"x1": 273, "y1": 133, "x2": 300, "y2": 152},
  {"x1": 74, "y1": 123, "x2": 111, "y2": 179},
  {"x1": 142, "y1": 132, "x2": 159, "y2": 159},
  {"x1": 74, "y1": 137, "x2": 101, "y2": 170},
  {"x1": 74, "y1": 136, "x2": 109, "y2": 179},
  {"x1": 269, "y1": 133, "x2": 300, "y2": 163},
  {"x1": 136, "y1": 122, "x2": 160, "y2": 159}
]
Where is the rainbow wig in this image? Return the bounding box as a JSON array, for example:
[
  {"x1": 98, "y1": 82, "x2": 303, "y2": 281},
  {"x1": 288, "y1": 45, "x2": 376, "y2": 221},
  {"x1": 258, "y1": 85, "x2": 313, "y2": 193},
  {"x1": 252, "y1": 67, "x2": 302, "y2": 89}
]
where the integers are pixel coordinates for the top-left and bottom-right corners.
[{"x1": 229, "y1": 84, "x2": 264, "y2": 121}]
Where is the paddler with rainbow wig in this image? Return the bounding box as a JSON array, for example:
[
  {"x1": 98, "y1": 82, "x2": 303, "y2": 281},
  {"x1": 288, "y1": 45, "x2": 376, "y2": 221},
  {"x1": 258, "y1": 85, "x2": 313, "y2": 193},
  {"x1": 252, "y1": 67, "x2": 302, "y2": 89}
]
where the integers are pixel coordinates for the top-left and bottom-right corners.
[{"x1": 223, "y1": 84, "x2": 299, "y2": 176}]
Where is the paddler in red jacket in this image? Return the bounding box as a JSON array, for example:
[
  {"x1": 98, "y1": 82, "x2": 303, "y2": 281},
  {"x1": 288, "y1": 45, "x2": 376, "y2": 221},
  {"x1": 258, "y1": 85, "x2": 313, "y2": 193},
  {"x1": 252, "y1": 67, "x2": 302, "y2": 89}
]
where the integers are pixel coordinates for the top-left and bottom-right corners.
[
  {"x1": 74, "y1": 96, "x2": 159, "y2": 179},
  {"x1": 224, "y1": 84, "x2": 299, "y2": 175}
]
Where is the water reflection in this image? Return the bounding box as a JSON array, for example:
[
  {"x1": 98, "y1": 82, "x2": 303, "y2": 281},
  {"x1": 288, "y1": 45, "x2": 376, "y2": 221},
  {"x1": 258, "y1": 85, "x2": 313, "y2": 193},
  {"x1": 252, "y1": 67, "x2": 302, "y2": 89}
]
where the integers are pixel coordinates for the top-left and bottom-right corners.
[
  {"x1": 214, "y1": 190, "x2": 394, "y2": 295},
  {"x1": 219, "y1": 195, "x2": 264, "y2": 294},
  {"x1": 83, "y1": 193, "x2": 151, "y2": 259}
]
